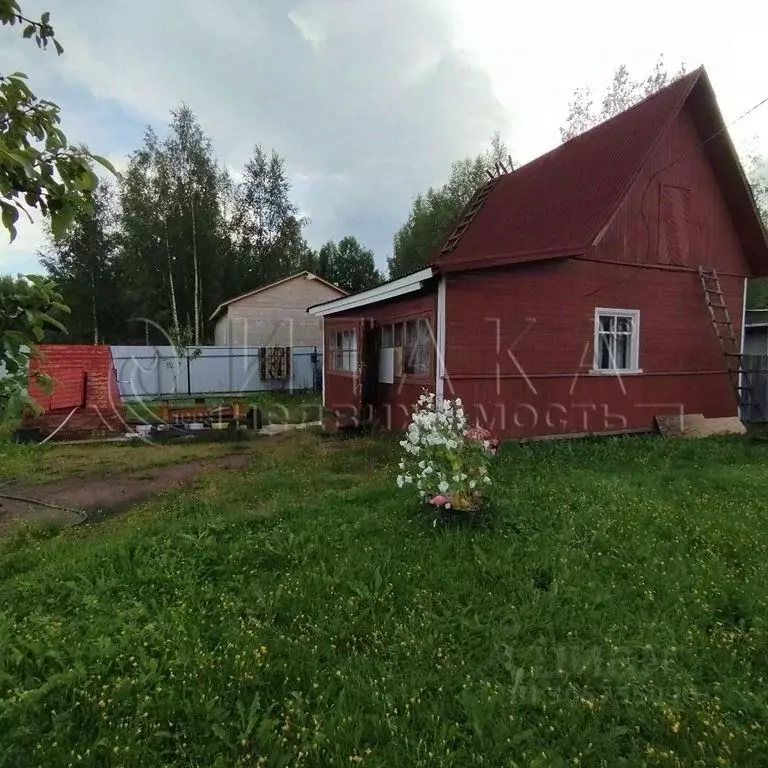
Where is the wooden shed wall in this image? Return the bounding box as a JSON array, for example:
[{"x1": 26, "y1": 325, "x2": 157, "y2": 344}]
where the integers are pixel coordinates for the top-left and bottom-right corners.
[{"x1": 216, "y1": 275, "x2": 344, "y2": 347}]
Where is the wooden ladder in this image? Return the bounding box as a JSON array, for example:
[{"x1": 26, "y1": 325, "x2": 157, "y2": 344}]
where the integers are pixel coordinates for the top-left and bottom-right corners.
[
  {"x1": 440, "y1": 178, "x2": 499, "y2": 256},
  {"x1": 698, "y1": 266, "x2": 761, "y2": 421}
]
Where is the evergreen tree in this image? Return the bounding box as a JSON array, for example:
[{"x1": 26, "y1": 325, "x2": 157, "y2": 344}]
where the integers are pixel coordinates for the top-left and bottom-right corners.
[{"x1": 388, "y1": 134, "x2": 510, "y2": 279}]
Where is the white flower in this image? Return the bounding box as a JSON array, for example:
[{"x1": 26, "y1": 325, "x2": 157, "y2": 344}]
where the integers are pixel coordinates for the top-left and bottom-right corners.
[
  {"x1": 404, "y1": 474, "x2": 413, "y2": 485},
  {"x1": 483, "y1": 476, "x2": 492, "y2": 484},
  {"x1": 469, "y1": 480, "x2": 477, "y2": 489},
  {"x1": 438, "y1": 480, "x2": 449, "y2": 494},
  {"x1": 396, "y1": 475, "x2": 405, "y2": 488},
  {"x1": 455, "y1": 397, "x2": 462, "y2": 407},
  {"x1": 483, "y1": 440, "x2": 490, "y2": 450},
  {"x1": 452, "y1": 474, "x2": 461, "y2": 483},
  {"x1": 398, "y1": 461, "x2": 405, "y2": 470},
  {"x1": 418, "y1": 460, "x2": 426, "y2": 470}
]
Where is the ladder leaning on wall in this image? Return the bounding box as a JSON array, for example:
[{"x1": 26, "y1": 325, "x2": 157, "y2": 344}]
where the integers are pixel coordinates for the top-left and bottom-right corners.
[{"x1": 698, "y1": 266, "x2": 763, "y2": 421}]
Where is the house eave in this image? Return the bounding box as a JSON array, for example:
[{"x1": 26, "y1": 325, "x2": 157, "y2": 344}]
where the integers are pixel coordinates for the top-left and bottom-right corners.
[{"x1": 307, "y1": 268, "x2": 435, "y2": 316}]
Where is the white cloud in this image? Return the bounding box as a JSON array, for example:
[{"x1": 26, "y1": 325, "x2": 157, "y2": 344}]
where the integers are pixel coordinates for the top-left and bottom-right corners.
[{"x1": 2, "y1": 0, "x2": 506, "y2": 265}]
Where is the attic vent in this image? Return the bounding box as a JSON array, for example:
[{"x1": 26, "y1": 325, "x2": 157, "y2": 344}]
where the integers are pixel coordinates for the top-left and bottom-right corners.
[
  {"x1": 440, "y1": 178, "x2": 499, "y2": 256},
  {"x1": 658, "y1": 184, "x2": 691, "y2": 266}
]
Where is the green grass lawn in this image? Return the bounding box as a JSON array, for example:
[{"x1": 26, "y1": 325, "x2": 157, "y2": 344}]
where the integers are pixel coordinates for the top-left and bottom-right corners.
[{"x1": 2, "y1": 434, "x2": 768, "y2": 766}]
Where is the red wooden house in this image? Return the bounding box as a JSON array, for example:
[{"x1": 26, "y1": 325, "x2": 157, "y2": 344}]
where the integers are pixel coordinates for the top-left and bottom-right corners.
[{"x1": 309, "y1": 67, "x2": 768, "y2": 439}]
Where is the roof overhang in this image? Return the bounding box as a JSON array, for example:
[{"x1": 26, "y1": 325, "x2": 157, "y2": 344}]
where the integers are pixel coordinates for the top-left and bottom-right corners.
[{"x1": 308, "y1": 268, "x2": 434, "y2": 316}]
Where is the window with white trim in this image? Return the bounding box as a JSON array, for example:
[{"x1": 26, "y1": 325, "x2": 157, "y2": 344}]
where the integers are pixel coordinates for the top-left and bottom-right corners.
[
  {"x1": 593, "y1": 309, "x2": 640, "y2": 372},
  {"x1": 328, "y1": 329, "x2": 358, "y2": 372},
  {"x1": 404, "y1": 318, "x2": 432, "y2": 375}
]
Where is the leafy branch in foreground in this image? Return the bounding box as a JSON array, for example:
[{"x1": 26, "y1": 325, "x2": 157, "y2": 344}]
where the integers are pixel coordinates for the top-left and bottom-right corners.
[
  {"x1": 0, "y1": 274, "x2": 69, "y2": 417},
  {"x1": 0, "y1": 0, "x2": 116, "y2": 241}
]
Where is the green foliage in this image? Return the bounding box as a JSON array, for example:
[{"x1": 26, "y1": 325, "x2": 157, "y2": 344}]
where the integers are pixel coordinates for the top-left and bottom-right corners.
[
  {"x1": 0, "y1": 1, "x2": 115, "y2": 242},
  {"x1": 230, "y1": 144, "x2": 309, "y2": 289},
  {"x1": 314, "y1": 235, "x2": 382, "y2": 293},
  {"x1": 39, "y1": 182, "x2": 122, "y2": 343},
  {"x1": 2, "y1": 433, "x2": 768, "y2": 765},
  {"x1": 560, "y1": 55, "x2": 687, "y2": 142},
  {"x1": 388, "y1": 134, "x2": 510, "y2": 279},
  {"x1": 746, "y1": 153, "x2": 768, "y2": 308},
  {"x1": 0, "y1": 273, "x2": 68, "y2": 415}
]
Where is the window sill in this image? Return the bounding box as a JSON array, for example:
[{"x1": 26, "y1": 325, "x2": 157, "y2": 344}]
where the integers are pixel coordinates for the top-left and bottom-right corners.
[{"x1": 589, "y1": 368, "x2": 644, "y2": 376}]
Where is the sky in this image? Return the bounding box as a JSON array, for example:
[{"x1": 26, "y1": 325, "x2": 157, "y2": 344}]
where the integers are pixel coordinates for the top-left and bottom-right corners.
[{"x1": 2, "y1": 0, "x2": 768, "y2": 276}]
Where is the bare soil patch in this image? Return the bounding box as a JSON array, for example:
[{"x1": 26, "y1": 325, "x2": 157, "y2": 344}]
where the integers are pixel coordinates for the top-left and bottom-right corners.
[{"x1": 0, "y1": 453, "x2": 251, "y2": 536}]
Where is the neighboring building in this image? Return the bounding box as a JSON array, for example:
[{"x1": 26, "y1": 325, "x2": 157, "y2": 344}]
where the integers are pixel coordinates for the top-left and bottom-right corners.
[
  {"x1": 744, "y1": 310, "x2": 768, "y2": 356},
  {"x1": 210, "y1": 272, "x2": 346, "y2": 347},
  {"x1": 309, "y1": 67, "x2": 768, "y2": 440}
]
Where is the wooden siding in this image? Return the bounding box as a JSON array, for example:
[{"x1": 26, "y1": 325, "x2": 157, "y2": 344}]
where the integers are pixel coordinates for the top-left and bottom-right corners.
[
  {"x1": 323, "y1": 290, "x2": 437, "y2": 430},
  {"x1": 592, "y1": 102, "x2": 750, "y2": 276},
  {"x1": 215, "y1": 275, "x2": 344, "y2": 347},
  {"x1": 443, "y1": 259, "x2": 742, "y2": 438}
]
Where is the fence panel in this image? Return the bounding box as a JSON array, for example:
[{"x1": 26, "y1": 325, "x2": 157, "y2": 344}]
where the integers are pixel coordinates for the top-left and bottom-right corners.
[
  {"x1": 742, "y1": 354, "x2": 768, "y2": 423},
  {"x1": 110, "y1": 346, "x2": 321, "y2": 399}
]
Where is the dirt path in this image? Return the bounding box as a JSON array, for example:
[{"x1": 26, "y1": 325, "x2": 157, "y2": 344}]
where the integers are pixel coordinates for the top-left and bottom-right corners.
[{"x1": 0, "y1": 453, "x2": 251, "y2": 537}]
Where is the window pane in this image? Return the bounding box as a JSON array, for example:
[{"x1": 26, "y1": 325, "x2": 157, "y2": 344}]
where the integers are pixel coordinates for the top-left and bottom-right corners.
[
  {"x1": 598, "y1": 334, "x2": 612, "y2": 369},
  {"x1": 405, "y1": 320, "x2": 417, "y2": 346},
  {"x1": 616, "y1": 316, "x2": 632, "y2": 334},
  {"x1": 381, "y1": 325, "x2": 393, "y2": 348},
  {"x1": 614, "y1": 334, "x2": 629, "y2": 369},
  {"x1": 393, "y1": 323, "x2": 403, "y2": 346},
  {"x1": 599, "y1": 316, "x2": 613, "y2": 333}
]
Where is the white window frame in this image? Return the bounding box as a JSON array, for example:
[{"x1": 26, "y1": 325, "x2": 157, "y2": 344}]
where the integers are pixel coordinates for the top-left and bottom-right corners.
[
  {"x1": 328, "y1": 329, "x2": 358, "y2": 372},
  {"x1": 592, "y1": 308, "x2": 642, "y2": 374}
]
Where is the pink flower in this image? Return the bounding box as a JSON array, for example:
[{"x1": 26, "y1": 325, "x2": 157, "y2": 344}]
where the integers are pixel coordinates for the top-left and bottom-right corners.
[{"x1": 430, "y1": 495, "x2": 448, "y2": 507}]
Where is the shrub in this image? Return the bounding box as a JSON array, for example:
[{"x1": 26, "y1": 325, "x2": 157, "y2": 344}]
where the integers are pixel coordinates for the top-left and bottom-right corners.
[{"x1": 396, "y1": 392, "x2": 497, "y2": 511}]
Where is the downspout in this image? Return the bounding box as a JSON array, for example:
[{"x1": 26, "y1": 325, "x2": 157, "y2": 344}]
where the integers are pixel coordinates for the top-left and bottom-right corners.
[{"x1": 436, "y1": 275, "x2": 446, "y2": 402}]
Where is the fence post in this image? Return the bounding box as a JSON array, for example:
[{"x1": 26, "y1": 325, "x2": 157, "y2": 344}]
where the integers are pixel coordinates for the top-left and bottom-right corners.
[{"x1": 186, "y1": 347, "x2": 192, "y2": 396}]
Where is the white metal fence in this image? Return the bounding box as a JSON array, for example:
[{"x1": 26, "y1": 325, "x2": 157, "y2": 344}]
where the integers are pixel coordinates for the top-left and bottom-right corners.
[{"x1": 111, "y1": 346, "x2": 322, "y2": 399}]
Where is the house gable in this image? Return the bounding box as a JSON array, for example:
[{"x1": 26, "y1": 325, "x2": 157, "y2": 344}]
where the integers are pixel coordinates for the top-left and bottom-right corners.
[
  {"x1": 590, "y1": 83, "x2": 766, "y2": 276},
  {"x1": 215, "y1": 273, "x2": 345, "y2": 347},
  {"x1": 590, "y1": 100, "x2": 751, "y2": 275}
]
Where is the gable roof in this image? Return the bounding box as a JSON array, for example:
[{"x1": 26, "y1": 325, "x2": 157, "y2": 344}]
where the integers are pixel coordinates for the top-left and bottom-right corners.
[
  {"x1": 209, "y1": 271, "x2": 347, "y2": 322},
  {"x1": 436, "y1": 67, "x2": 768, "y2": 276}
]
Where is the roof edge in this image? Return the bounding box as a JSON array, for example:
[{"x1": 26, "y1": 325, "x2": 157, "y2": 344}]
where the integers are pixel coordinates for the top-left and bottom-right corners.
[
  {"x1": 434, "y1": 248, "x2": 583, "y2": 274},
  {"x1": 307, "y1": 268, "x2": 435, "y2": 316}
]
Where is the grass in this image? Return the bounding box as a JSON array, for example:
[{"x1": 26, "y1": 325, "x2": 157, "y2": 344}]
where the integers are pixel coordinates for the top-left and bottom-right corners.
[
  {"x1": 0, "y1": 438, "x2": 246, "y2": 486},
  {"x1": 125, "y1": 391, "x2": 323, "y2": 425},
  {"x1": 1, "y1": 433, "x2": 768, "y2": 766}
]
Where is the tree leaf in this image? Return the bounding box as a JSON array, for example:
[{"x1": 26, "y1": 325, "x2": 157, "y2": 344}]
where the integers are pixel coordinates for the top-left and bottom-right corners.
[
  {"x1": 91, "y1": 154, "x2": 118, "y2": 176},
  {"x1": 22, "y1": 23, "x2": 34, "y2": 37},
  {"x1": 53, "y1": 38, "x2": 63, "y2": 55},
  {"x1": 41, "y1": 10, "x2": 50, "y2": 24},
  {"x1": 0, "y1": 201, "x2": 20, "y2": 242}
]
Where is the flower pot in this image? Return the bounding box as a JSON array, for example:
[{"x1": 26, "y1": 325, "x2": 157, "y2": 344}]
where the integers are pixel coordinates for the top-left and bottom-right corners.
[{"x1": 421, "y1": 502, "x2": 489, "y2": 529}]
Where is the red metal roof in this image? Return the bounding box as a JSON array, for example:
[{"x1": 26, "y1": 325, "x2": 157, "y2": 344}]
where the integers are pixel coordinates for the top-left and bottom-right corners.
[{"x1": 435, "y1": 67, "x2": 768, "y2": 276}]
